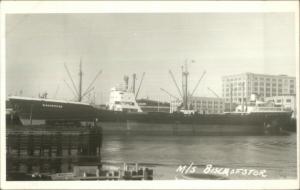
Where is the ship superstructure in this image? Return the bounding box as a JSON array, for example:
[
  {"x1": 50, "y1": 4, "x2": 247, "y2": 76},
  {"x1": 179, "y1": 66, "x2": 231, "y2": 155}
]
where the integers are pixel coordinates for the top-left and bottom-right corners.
[
  {"x1": 108, "y1": 87, "x2": 142, "y2": 113},
  {"x1": 107, "y1": 74, "x2": 144, "y2": 113}
]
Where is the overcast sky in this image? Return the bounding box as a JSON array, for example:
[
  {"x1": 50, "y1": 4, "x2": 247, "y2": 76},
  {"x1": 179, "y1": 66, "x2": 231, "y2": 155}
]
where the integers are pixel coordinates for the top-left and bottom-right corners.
[{"x1": 6, "y1": 13, "x2": 296, "y2": 104}]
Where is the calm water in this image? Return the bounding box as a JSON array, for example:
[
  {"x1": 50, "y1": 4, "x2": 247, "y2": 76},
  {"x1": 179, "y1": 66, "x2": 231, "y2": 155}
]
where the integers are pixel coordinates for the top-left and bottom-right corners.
[
  {"x1": 6, "y1": 127, "x2": 297, "y2": 180},
  {"x1": 101, "y1": 133, "x2": 297, "y2": 180}
]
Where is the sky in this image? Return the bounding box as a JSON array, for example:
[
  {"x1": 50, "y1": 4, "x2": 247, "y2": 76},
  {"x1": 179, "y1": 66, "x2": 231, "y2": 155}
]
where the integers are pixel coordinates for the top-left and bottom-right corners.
[{"x1": 6, "y1": 13, "x2": 296, "y2": 104}]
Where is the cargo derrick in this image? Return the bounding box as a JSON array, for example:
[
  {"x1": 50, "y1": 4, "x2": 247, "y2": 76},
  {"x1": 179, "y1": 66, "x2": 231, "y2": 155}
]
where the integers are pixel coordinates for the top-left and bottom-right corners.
[{"x1": 166, "y1": 60, "x2": 206, "y2": 113}]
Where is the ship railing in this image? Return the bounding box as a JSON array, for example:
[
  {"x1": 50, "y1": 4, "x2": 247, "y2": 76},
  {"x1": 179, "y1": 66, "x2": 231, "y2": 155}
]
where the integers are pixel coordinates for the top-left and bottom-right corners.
[{"x1": 253, "y1": 107, "x2": 285, "y2": 112}]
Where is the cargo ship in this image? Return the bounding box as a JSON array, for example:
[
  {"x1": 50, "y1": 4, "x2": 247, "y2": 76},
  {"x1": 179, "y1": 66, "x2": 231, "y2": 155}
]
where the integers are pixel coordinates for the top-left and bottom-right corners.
[
  {"x1": 6, "y1": 63, "x2": 295, "y2": 135},
  {"x1": 7, "y1": 93, "x2": 293, "y2": 135}
]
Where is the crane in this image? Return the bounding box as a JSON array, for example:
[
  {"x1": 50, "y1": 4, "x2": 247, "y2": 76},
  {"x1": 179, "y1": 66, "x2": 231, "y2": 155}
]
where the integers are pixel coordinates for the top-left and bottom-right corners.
[
  {"x1": 83, "y1": 69, "x2": 103, "y2": 96},
  {"x1": 63, "y1": 79, "x2": 78, "y2": 99},
  {"x1": 82, "y1": 87, "x2": 95, "y2": 100},
  {"x1": 169, "y1": 70, "x2": 183, "y2": 98},
  {"x1": 207, "y1": 87, "x2": 220, "y2": 98},
  {"x1": 190, "y1": 70, "x2": 206, "y2": 97},
  {"x1": 160, "y1": 88, "x2": 180, "y2": 101},
  {"x1": 135, "y1": 72, "x2": 145, "y2": 99},
  {"x1": 64, "y1": 63, "x2": 79, "y2": 97}
]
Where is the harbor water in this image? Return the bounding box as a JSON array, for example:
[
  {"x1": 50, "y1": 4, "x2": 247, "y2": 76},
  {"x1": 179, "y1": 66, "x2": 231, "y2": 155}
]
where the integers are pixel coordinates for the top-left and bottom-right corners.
[
  {"x1": 6, "y1": 125, "x2": 297, "y2": 180},
  {"x1": 101, "y1": 133, "x2": 297, "y2": 180}
]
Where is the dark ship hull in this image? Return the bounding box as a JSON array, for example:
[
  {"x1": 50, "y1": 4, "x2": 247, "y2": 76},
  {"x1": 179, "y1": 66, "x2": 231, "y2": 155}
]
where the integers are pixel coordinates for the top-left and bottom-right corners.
[
  {"x1": 95, "y1": 109, "x2": 293, "y2": 135},
  {"x1": 7, "y1": 96, "x2": 97, "y2": 126},
  {"x1": 7, "y1": 96, "x2": 294, "y2": 135}
]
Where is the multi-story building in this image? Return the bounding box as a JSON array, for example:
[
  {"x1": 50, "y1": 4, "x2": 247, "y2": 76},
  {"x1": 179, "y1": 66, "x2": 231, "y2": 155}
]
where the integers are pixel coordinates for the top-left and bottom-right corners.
[
  {"x1": 170, "y1": 97, "x2": 225, "y2": 114},
  {"x1": 222, "y1": 73, "x2": 296, "y2": 103}
]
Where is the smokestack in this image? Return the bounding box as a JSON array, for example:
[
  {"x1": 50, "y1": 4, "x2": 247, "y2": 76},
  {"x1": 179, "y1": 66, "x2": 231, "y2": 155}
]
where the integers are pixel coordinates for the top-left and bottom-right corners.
[
  {"x1": 123, "y1": 75, "x2": 129, "y2": 91},
  {"x1": 132, "y1": 73, "x2": 136, "y2": 93}
]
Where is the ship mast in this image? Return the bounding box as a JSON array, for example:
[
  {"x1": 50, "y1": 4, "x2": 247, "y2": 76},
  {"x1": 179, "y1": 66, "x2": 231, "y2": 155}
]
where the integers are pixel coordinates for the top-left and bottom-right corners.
[
  {"x1": 64, "y1": 60, "x2": 102, "y2": 102},
  {"x1": 182, "y1": 63, "x2": 189, "y2": 110},
  {"x1": 78, "y1": 60, "x2": 83, "y2": 102},
  {"x1": 165, "y1": 60, "x2": 205, "y2": 112}
]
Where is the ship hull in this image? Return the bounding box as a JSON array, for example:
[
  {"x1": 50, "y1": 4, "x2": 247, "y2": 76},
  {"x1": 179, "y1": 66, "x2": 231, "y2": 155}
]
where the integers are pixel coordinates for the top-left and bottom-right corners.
[
  {"x1": 96, "y1": 110, "x2": 293, "y2": 135},
  {"x1": 8, "y1": 97, "x2": 97, "y2": 126},
  {"x1": 98, "y1": 121, "x2": 264, "y2": 136},
  {"x1": 7, "y1": 97, "x2": 293, "y2": 136}
]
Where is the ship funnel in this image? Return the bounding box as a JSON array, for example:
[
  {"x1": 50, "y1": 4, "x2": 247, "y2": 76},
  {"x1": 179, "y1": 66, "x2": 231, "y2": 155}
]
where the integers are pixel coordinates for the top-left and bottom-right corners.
[
  {"x1": 132, "y1": 73, "x2": 136, "y2": 93},
  {"x1": 124, "y1": 75, "x2": 129, "y2": 90}
]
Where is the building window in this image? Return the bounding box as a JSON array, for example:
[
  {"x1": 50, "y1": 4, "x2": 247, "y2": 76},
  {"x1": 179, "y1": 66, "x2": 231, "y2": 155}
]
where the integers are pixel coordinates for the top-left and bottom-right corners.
[
  {"x1": 277, "y1": 99, "x2": 282, "y2": 103},
  {"x1": 286, "y1": 99, "x2": 291, "y2": 103}
]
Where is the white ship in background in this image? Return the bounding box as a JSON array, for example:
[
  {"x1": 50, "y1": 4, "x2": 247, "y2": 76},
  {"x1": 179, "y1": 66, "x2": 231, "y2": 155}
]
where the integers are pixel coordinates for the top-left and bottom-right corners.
[{"x1": 234, "y1": 94, "x2": 292, "y2": 114}]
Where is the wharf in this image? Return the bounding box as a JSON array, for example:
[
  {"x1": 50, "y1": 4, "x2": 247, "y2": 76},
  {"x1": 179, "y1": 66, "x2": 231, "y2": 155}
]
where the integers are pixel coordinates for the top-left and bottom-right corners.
[{"x1": 6, "y1": 124, "x2": 103, "y2": 180}]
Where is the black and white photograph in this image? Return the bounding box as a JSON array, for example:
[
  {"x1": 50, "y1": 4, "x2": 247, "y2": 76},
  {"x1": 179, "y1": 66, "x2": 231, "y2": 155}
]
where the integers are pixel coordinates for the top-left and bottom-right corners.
[{"x1": 0, "y1": 1, "x2": 299, "y2": 189}]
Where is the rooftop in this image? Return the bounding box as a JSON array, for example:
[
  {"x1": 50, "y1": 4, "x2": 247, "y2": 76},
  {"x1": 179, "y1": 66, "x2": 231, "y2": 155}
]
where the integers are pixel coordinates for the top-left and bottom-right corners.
[{"x1": 222, "y1": 72, "x2": 296, "y2": 79}]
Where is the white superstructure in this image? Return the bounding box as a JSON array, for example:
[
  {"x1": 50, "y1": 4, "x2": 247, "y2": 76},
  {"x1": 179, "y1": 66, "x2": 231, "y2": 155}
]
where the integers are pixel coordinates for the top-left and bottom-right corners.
[
  {"x1": 234, "y1": 94, "x2": 291, "y2": 114},
  {"x1": 265, "y1": 95, "x2": 297, "y2": 118},
  {"x1": 108, "y1": 87, "x2": 142, "y2": 113}
]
